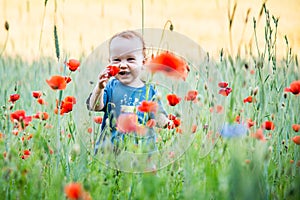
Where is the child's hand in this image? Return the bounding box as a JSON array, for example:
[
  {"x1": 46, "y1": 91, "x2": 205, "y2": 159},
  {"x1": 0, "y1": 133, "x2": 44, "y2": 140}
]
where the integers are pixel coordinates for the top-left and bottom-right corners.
[
  {"x1": 97, "y1": 68, "x2": 110, "y2": 89},
  {"x1": 97, "y1": 65, "x2": 120, "y2": 89}
]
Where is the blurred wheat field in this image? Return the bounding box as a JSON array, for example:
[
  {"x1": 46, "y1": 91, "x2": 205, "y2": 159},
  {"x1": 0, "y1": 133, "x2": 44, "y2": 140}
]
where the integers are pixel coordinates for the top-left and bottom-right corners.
[{"x1": 0, "y1": 0, "x2": 300, "y2": 60}]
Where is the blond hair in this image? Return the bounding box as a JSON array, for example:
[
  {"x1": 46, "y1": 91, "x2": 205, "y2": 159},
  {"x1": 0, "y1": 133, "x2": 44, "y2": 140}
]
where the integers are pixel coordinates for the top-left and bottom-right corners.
[{"x1": 109, "y1": 30, "x2": 146, "y2": 57}]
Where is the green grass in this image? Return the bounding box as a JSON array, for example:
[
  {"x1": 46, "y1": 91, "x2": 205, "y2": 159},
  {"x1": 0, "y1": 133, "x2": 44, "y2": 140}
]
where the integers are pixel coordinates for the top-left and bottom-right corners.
[{"x1": 1, "y1": 4, "x2": 300, "y2": 200}]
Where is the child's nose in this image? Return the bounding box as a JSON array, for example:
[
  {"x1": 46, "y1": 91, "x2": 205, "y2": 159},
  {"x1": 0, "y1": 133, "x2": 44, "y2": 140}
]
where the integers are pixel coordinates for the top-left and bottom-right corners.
[{"x1": 119, "y1": 62, "x2": 128, "y2": 69}]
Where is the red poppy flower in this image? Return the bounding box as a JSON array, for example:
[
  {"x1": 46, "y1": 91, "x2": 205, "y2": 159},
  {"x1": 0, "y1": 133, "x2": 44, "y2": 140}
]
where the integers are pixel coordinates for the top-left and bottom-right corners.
[
  {"x1": 247, "y1": 118, "x2": 255, "y2": 128},
  {"x1": 168, "y1": 114, "x2": 176, "y2": 120},
  {"x1": 216, "y1": 105, "x2": 224, "y2": 113},
  {"x1": 93, "y1": 116, "x2": 103, "y2": 124},
  {"x1": 243, "y1": 96, "x2": 253, "y2": 103},
  {"x1": 56, "y1": 96, "x2": 77, "y2": 115},
  {"x1": 185, "y1": 90, "x2": 198, "y2": 101},
  {"x1": 173, "y1": 118, "x2": 181, "y2": 127},
  {"x1": 37, "y1": 98, "x2": 47, "y2": 105},
  {"x1": 65, "y1": 76, "x2": 72, "y2": 84},
  {"x1": 219, "y1": 87, "x2": 232, "y2": 96},
  {"x1": 60, "y1": 102, "x2": 74, "y2": 115},
  {"x1": 46, "y1": 75, "x2": 67, "y2": 90},
  {"x1": 284, "y1": 80, "x2": 300, "y2": 95},
  {"x1": 33, "y1": 111, "x2": 49, "y2": 120},
  {"x1": 117, "y1": 113, "x2": 138, "y2": 133},
  {"x1": 218, "y1": 82, "x2": 228, "y2": 88},
  {"x1": 64, "y1": 96, "x2": 77, "y2": 104},
  {"x1": 292, "y1": 124, "x2": 300, "y2": 132},
  {"x1": 23, "y1": 149, "x2": 31, "y2": 156},
  {"x1": 107, "y1": 65, "x2": 120, "y2": 77},
  {"x1": 87, "y1": 127, "x2": 93, "y2": 133},
  {"x1": 9, "y1": 94, "x2": 20, "y2": 103},
  {"x1": 64, "y1": 182, "x2": 83, "y2": 199},
  {"x1": 191, "y1": 124, "x2": 197, "y2": 133},
  {"x1": 66, "y1": 59, "x2": 80, "y2": 72},
  {"x1": 262, "y1": 121, "x2": 275, "y2": 130},
  {"x1": 146, "y1": 51, "x2": 190, "y2": 81},
  {"x1": 166, "y1": 94, "x2": 181, "y2": 106},
  {"x1": 292, "y1": 135, "x2": 300, "y2": 145},
  {"x1": 32, "y1": 91, "x2": 42, "y2": 99},
  {"x1": 146, "y1": 119, "x2": 156, "y2": 128},
  {"x1": 137, "y1": 101, "x2": 158, "y2": 113},
  {"x1": 251, "y1": 128, "x2": 266, "y2": 141},
  {"x1": 10, "y1": 110, "x2": 26, "y2": 121}
]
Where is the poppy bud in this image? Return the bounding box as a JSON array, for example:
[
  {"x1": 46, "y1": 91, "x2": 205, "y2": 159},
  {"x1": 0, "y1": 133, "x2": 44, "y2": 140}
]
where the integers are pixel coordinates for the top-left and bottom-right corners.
[
  {"x1": 253, "y1": 87, "x2": 259, "y2": 96},
  {"x1": 4, "y1": 21, "x2": 9, "y2": 31},
  {"x1": 169, "y1": 24, "x2": 174, "y2": 31}
]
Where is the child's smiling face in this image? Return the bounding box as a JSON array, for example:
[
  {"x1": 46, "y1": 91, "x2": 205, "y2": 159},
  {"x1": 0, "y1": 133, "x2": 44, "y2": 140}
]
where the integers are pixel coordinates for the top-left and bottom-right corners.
[{"x1": 109, "y1": 36, "x2": 145, "y2": 87}]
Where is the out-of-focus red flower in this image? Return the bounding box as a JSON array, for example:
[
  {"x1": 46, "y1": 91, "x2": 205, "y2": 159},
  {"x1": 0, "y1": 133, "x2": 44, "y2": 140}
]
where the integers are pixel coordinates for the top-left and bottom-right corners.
[
  {"x1": 218, "y1": 82, "x2": 228, "y2": 88},
  {"x1": 247, "y1": 118, "x2": 255, "y2": 128},
  {"x1": 10, "y1": 110, "x2": 32, "y2": 129},
  {"x1": 243, "y1": 96, "x2": 253, "y2": 103},
  {"x1": 10, "y1": 110, "x2": 26, "y2": 121},
  {"x1": 216, "y1": 105, "x2": 224, "y2": 113},
  {"x1": 292, "y1": 124, "x2": 300, "y2": 132},
  {"x1": 64, "y1": 96, "x2": 77, "y2": 104},
  {"x1": 146, "y1": 119, "x2": 156, "y2": 128},
  {"x1": 168, "y1": 114, "x2": 176, "y2": 120},
  {"x1": 262, "y1": 121, "x2": 275, "y2": 130},
  {"x1": 251, "y1": 128, "x2": 266, "y2": 141},
  {"x1": 146, "y1": 51, "x2": 190, "y2": 81},
  {"x1": 64, "y1": 182, "x2": 83, "y2": 199},
  {"x1": 87, "y1": 127, "x2": 93, "y2": 134},
  {"x1": 284, "y1": 80, "x2": 300, "y2": 95},
  {"x1": 166, "y1": 94, "x2": 181, "y2": 106},
  {"x1": 46, "y1": 75, "x2": 67, "y2": 90},
  {"x1": 173, "y1": 118, "x2": 181, "y2": 127},
  {"x1": 185, "y1": 90, "x2": 198, "y2": 101},
  {"x1": 9, "y1": 94, "x2": 20, "y2": 103},
  {"x1": 107, "y1": 65, "x2": 120, "y2": 77},
  {"x1": 191, "y1": 124, "x2": 197, "y2": 133},
  {"x1": 32, "y1": 91, "x2": 42, "y2": 99},
  {"x1": 93, "y1": 116, "x2": 103, "y2": 124},
  {"x1": 168, "y1": 115, "x2": 181, "y2": 129},
  {"x1": 55, "y1": 96, "x2": 77, "y2": 115},
  {"x1": 219, "y1": 87, "x2": 232, "y2": 96},
  {"x1": 21, "y1": 149, "x2": 31, "y2": 159},
  {"x1": 292, "y1": 135, "x2": 300, "y2": 145},
  {"x1": 117, "y1": 113, "x2": 138, "y2": 133},
  {"x1": 33, "y1": 111, "x2": 49, "y2": 120},
  {"x1": 23, "y1": 149, "x2": 31, "y2": 156},
  {"x1": 65, "y1": 76, "x2": 72, "y2": 84},
  {"x1": 67, "y1": 59, "x2": 80, "y2": 72},
  {"x1": 137, "y1": 100, "x2": 158, "y2": 113},
  {"x1": 235, "y1": 115, "x2": 241, "y2": 123},
  {"x1": 37, "y1": 98, "x2": 47, "y2": 105}
]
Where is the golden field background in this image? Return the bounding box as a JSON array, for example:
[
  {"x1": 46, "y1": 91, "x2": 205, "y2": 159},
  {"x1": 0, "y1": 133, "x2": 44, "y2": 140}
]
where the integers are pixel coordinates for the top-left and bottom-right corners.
[{"x1": 0, "y1": 0, "x2": 300, "y2": 60}]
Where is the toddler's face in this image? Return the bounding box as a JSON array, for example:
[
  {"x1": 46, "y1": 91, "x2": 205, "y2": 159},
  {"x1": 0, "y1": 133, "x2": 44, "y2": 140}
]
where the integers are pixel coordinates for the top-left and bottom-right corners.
[{"x1": 109, "y1": 36, "x2": 145, "y2": 87}]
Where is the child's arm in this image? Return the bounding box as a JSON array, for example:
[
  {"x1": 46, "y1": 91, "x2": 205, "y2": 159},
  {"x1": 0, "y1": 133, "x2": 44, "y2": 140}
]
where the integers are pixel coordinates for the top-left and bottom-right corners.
[{"x1": 88, "y1": 70, "x2": 109, "y2": 111}]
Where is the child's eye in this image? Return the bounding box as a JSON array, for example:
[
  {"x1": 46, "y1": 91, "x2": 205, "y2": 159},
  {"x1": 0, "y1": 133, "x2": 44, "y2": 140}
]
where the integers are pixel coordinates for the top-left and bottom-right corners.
[
  {"x1": 112, "y1": 59, "x2": 121, "y2": 62},
  {"x1": 127, "y1": 58, "x2": 135, "y2": 62}
]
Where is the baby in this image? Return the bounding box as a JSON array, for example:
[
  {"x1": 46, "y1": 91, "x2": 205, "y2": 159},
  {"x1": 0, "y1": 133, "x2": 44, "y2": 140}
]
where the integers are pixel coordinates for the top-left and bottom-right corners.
[{"x1": 87, "y1": 30, "x2": 168, "y2": 154}]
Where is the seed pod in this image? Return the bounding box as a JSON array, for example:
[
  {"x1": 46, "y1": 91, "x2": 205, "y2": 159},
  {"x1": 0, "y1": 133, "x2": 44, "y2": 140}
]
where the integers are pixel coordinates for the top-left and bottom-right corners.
[{"x1": 4, "y1": 21, "x2": 9, "y2": 31}]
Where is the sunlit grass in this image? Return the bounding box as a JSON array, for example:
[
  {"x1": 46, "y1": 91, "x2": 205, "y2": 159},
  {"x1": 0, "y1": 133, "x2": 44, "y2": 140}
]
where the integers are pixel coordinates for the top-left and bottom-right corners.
[{"x1": 0, "y1": 1, "x2": 300, "y2": 200}]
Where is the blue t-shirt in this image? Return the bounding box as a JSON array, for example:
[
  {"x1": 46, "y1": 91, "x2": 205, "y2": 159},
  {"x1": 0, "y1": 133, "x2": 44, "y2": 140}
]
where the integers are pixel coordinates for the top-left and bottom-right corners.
[{"x1": 88, "y1": 78, "x2": 166, "y2": 142}]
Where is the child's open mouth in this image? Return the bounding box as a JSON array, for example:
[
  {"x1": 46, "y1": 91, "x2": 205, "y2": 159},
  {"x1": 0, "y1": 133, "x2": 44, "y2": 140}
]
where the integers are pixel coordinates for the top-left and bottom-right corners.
[{"x1": 118, "y1": 71, "x2": 130, "y2": 76}]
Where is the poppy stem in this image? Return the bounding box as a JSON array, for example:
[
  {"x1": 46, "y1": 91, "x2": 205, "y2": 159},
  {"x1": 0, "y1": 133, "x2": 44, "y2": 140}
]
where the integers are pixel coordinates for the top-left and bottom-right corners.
[{"x1": 158, "y1": 20, "x2": 173, "y2": 53}]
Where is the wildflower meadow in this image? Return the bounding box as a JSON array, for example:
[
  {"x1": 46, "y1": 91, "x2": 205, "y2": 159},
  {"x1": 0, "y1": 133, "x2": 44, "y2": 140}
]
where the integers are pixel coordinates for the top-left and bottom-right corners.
[{"x1": 0, "y1": 1, "x2": 300, "y2": 200}]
